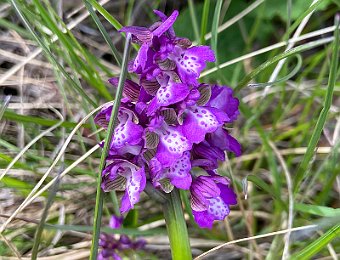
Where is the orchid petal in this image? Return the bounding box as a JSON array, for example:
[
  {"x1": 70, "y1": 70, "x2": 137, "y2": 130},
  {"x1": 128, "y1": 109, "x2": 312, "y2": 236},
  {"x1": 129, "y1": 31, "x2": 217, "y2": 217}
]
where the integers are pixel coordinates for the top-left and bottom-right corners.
[
  {"x1": 206, "y1": 85, "x2": 240, "y2": 122},
  {"x1": 192, "y1": 210, "x2": 215, "y2": 229},
  {"x1": 172, "y1": 46, "x2": 215, "y2": 85},
  {"x1": 207, "y1": 127, "x2": 242, "y2": 156},
  {"x1": 119, "y1": 26, "x2": 152, "y2": 42},
  {"x1": 152, "y1": 10, "x2": 178, "y2": 37},
  {"x1": 147, "y1": 81, "x2": 190, "y2": 115},
  {"x1": 181, "y1": 106, "x2": 221, "y2": 144}
]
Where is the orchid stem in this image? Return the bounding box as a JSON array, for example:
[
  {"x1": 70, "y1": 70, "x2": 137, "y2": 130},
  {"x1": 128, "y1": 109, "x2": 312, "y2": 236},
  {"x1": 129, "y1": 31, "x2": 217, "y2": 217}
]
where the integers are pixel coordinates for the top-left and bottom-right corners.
[{"x1": 163, "y1": 189, "x2": 192, "y2": 260}]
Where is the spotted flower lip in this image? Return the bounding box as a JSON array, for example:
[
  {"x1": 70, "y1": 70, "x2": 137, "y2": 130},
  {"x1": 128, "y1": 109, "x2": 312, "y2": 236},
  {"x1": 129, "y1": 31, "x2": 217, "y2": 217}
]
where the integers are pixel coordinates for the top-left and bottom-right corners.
[
  {"x1": 170, "y1": 45, "x2": 215, "y2": 86},
  {"x1": 96, "y1": 9, "x2": 241, "y2": 229},
  {"x1": 147, "y1": 79, "x2": 190, "y2": 115},
  {"x1": 152, "y1": 120, "x2": 192, "y2": 167}
]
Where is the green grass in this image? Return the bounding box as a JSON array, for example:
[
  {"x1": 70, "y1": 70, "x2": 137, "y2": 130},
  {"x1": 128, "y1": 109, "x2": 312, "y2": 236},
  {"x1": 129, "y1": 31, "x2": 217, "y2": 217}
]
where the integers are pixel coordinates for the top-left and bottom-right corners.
[{"x1": 0, "y1": 0, "x2": 339, "y2": 259}]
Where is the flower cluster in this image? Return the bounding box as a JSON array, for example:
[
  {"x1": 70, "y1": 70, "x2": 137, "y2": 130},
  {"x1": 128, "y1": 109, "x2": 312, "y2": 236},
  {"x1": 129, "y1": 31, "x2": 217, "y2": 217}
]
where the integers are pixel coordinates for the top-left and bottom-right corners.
[
  {"x1": 95, "y1": 10, "x2": 240, "y2": 229},
  {"x1": 99, "y1": 215, "x2": 146, "y2": 260}
]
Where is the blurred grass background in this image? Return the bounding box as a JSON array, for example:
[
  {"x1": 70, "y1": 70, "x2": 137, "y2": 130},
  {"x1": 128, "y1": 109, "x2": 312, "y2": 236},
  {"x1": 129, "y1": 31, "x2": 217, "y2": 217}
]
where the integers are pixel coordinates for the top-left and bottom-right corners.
[{"x1": 0, "y1": 0, "x2": 340, "y2": 259}]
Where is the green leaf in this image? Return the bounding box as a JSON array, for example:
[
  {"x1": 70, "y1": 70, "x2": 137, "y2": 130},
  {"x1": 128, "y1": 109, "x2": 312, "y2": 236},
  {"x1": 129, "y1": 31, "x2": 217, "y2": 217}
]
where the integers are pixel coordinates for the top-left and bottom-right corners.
[
  {"x1": 1, "y1": 177, "x2": 34, "y2": 196},
  {"x1": 293, "y1": 15, "x2": 340, "y2": 192},
  {"x1": 290, "y1": 224, "x2": 340, "y2": 260},
  {"x1": 295, "y1": 203, "x2": 340, "y2": 217},
  {"x1": 3, "y1": 110, "x2": 89, "y2": 128}
]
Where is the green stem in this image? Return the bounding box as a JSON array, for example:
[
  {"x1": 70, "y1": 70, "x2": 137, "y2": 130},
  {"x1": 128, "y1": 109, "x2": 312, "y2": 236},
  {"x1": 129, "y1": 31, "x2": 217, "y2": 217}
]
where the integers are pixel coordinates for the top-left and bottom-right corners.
[
  {"x1": 163, "y1": 189, "x2": 192, "y2": 260},
  {"x1": 89, "y1": 33, "x2": 132, "y2": 260}
]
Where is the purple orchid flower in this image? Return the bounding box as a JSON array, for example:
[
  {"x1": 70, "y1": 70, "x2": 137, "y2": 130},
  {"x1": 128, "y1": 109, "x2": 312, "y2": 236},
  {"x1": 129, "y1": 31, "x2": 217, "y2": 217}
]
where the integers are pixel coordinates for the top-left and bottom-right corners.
[{"x1": 190, "y1": 175, "x2": 237, "y2": 229}]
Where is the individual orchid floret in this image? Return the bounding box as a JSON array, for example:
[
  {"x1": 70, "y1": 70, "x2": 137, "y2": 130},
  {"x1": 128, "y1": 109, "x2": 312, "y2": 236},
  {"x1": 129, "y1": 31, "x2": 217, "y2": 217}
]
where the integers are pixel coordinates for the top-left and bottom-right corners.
[
  {"x1": 119, "y1": 11, "x2": 178, "y2": 75},
  {"x1": 147, "y1": 78, "x2": 190, "y2": 115},
  {"x1": 191, "y1": 140, "x2": 225, "y2": 170},
  {"x1": 119, "y1": 10, "x2": 178, "y2": 44},
  {"x1": 95, "y1": 104, "x2": 144, "y2": 156},
  {"x1": 205, "y1": 84, "x2": 240, "y2": 122},
  {"x1": 169, "y1": 45, "x2": 215, "y2": 86},
  {"x1": 206, "y1": 127, "x2": 242, "y2": 157},
  {"x1": 149, "y1": 151, "x2": 192, "y2": 192},
  {"x1": 190, "y1": 175, "x2": 237, "y2": 229},
  {"x1": 102, "y1": 160, "x2": 146, "y2": 213},
  {"x1": 147, "y1": 116, "x2": 192, "y2": 167}
]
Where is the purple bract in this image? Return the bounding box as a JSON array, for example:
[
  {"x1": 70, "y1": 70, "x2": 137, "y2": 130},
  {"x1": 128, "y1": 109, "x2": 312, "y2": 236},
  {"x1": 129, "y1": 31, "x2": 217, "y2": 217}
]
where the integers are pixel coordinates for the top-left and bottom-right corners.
[{"x1": 95, "y1": 10, "x2": 241, "y2": 229}]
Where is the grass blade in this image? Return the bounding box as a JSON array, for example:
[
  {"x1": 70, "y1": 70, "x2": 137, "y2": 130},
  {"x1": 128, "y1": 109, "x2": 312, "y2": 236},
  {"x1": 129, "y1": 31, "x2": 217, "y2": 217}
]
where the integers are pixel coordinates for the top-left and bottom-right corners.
[
  {"x1": 200, "y1": 0, "x2": 210, "y2": 45},
  {"x1": 294, "y1": 203, "x2": 340, "y2": 217},
  {"x1": 84, "y1": 0, "x2": 122, "y2": 66},
  {"x1": 187, "y1": 0, "x2": 200, "y2": 43},
  {"x1": 290, "y1": 224, "x2": 340, "y2": 260},
  {"x1": 10, "y1": 0, "x2": 97, "y2": 107},
  {"x1": 87, "y1": 0, "x2": 123, "y2": 31},
  {"x1": 211, "y1": 0, "x2": 223, "y2": 64},
  {"x1": 31, "y1": 167, "x2": 62, "y2": 260},
  {"x1": 293, "y1": 15, "x2": 339, "y2": 192},
  {"x1": 89, "y1": 34, "x2": 132, "y2": 260}
]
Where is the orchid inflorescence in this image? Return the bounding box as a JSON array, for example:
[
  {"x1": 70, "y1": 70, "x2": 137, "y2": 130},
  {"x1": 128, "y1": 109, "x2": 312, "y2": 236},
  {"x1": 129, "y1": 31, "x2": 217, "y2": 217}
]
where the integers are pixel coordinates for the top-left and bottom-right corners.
[{"x1": 95, "y1": 10, "x2": 241, "y2": 229}]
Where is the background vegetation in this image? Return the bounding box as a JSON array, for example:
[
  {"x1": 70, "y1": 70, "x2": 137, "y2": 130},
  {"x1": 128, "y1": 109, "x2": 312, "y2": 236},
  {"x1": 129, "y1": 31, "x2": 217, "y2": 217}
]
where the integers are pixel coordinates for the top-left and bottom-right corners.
[{"x1": 0, "y1": 0, "x2": 339, "y2": 259}]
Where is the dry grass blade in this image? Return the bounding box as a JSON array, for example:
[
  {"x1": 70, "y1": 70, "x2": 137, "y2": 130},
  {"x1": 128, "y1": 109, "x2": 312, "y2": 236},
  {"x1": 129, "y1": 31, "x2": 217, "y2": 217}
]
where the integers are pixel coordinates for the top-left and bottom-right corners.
[
  {"x1": 200, "y1": 0, "x2": 265, "y2": 42},
  {"x1": 263, "y1": 0, "x2": 319, "y2": 96},
  {"x1": 0, "y1": 0, "x2": 110, "y2": 86},
  {"x1": 195, "y1": 225, "x2": 319, "y2": 259},
  {"x1": 269, "y1": 141, "x2": 294, "y2": 260},
  {"x1": 0, "y1": 101, "x2": 113, "y2": 234},
  {"x1": 0, "y1": 107, "x2": 63, "y2": 182},
  {"x1": 200, "y1": 26, "x2": 336, "y2": 78}
]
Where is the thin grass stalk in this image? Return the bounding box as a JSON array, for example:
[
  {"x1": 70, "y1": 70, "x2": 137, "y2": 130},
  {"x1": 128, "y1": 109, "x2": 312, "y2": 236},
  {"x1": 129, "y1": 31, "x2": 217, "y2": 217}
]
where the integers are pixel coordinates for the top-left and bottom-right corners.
[
  {"x1": 293, "y1": 15, "x2": 340, "y2": 192},
  {"x1": 84, "y1": 0, "x2": 122, "y2": 66},
  {"x1": 187, "y1": 0, "x2": 200, "y2": 43},
  {"x1": 234, "y1": 36, "x2": 334, "y2": 92},
  {"x1": 0, "y1": 96, "x2": 11, "y2": 121},
  {"x1": 211, "y1": 0, "x2": 223, "y2": 64},
  {"x1": 31, "y1": 167, "x2": 63, "y2": 260},
  {"x1": 89, "y1": 33, "x2": 132, "y2": 260},
  {"x1": 200, "y1": 0, "x2": 210, "y2": 45}
]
